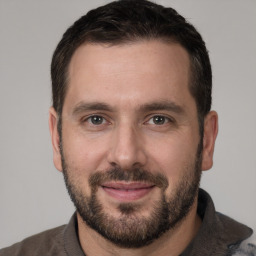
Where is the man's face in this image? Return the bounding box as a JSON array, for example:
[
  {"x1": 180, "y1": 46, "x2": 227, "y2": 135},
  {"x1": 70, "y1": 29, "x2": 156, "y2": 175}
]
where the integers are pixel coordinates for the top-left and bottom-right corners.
[{"x1": 50, "y1": 41, "x2": 215, "y2": 248}]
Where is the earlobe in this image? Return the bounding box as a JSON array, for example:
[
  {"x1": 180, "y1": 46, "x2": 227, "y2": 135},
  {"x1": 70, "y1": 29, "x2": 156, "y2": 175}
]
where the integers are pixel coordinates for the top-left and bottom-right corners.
[
  {"x1": 201, "y1": 111, "x2": 218, "y2": 171},
  {"x1": 49, "y1": 107, "x2": 63, "y2": 172}
]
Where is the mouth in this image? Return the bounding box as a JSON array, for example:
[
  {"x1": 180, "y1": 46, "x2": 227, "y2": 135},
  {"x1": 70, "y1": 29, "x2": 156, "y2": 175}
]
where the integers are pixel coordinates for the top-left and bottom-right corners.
[{"x1": 101, "y1": 182, "x2": 155, "y2": 202}]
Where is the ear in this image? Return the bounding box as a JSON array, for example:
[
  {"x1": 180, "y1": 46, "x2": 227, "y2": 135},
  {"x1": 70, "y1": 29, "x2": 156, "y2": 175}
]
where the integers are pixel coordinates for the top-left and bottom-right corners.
[
  {"x1": 49, "y1": 107, "x2": 63, "y2": 172},
  {"x1": 201, "y1": 111, "x2": 218, "y2": 171}
]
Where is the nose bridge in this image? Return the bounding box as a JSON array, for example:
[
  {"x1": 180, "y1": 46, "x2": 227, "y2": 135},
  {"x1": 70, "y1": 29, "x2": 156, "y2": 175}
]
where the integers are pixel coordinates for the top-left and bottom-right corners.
[{"x1": 108, "y1": 121, "x2": 146, "y2": 169}]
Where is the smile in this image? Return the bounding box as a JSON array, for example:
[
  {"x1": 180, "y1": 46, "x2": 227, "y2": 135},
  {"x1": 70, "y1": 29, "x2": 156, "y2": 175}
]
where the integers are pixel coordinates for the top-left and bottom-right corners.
[{"x1": 101, "y1": 182, "x2": 155, "y2": 201}]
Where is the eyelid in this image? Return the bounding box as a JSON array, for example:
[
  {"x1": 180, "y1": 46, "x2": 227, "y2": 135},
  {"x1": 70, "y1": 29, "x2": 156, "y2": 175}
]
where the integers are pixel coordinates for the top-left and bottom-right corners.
[
  {"x1": 81, "y1": 114, "x2": 109, "y2": 124},
  {"x1": 145, "y1": 114, "x2": 175, "y2": 124},
  {"x1": 80, "y1": 113, "x2": 175, "y2": 125},
  {"x1": 88, "y1": 115, "x2": 106, "y2": 124}
]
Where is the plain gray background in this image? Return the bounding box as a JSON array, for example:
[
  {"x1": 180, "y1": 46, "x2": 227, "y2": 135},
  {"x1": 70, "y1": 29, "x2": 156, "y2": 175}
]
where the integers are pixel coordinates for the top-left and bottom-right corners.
[{"x1": 0, "y1": 0, "x2": 255, "y2": 248}]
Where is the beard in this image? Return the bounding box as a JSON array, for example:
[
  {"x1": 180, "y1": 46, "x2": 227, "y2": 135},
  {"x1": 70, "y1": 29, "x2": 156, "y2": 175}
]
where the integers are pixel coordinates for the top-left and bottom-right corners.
[{"x1": 61, "y1": 142, "x2": 202, "y2": 248}]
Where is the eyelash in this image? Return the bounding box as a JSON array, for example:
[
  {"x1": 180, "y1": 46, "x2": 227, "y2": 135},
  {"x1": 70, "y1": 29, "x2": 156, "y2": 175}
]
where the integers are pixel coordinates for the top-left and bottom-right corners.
[
  {"x1": 146, "y1": 115, "x2": 173, "y2": 125},
  {"x1": 83, "y1": 115, "x2": 108, "y2": 125},
  {"x1": 82, "y1": 114, "x2": 174, "y2": 127}
]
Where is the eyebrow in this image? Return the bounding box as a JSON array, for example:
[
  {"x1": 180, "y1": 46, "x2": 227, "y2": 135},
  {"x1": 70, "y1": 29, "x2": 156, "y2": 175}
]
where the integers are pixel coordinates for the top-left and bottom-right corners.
[
  {"x1": 72, "y1": 102, "x2": 114, "y2": 116},
  {"x1": 72, "y1": 100, "x2": 185, "y2": 116},
  {"x1": 138, "y1": 101, "x2": 184, "y2": 114}
]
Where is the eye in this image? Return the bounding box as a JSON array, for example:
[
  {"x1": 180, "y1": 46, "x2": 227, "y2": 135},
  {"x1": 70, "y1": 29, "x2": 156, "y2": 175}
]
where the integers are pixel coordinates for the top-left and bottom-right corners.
[
  {"x1": 147, "y1": 115, "x2": 171, "y2": 125},
  {"x1": 87, "y1": 115, "x2": 106, "y2": 125}
]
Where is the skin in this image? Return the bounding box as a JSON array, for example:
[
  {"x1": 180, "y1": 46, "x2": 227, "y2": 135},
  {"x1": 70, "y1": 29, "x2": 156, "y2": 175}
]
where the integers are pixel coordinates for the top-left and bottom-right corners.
[{"x1": 49, "y1": 40, "x2": 218, "y2": 256}]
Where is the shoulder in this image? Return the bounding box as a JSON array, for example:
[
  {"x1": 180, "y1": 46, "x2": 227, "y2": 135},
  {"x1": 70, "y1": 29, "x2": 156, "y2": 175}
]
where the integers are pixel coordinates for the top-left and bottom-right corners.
[
  {"x1": 231, "y1": 231, "x2": 256, "y2": 256},
  {"x1": 0, "y1": 225, "x2": 66, "y2": 256}
]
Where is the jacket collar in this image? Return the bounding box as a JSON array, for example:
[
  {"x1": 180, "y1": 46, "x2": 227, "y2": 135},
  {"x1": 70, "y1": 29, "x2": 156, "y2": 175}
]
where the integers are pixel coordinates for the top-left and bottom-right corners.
[{"x1": 181, "y1": 189, "x2": 252, "y2": 256}]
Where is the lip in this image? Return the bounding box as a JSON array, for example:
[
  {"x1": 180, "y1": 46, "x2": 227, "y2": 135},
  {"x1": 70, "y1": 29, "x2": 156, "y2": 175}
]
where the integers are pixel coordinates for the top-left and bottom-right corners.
[{"x1": 101, "y1": 182, "x2": 155, "y2": 201}]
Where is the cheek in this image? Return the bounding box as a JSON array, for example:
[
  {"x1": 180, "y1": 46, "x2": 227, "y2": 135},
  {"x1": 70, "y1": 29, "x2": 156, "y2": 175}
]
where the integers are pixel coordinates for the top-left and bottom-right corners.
[
  {"x1": 64, "y1": 142, "x2": 105, "y2": 171},
  {"x1": 61, "y1": 127, "x2": 110, "y2": 180},
  {"x1": 146, "y1": 134, "x2": 199, "y2": 185}
]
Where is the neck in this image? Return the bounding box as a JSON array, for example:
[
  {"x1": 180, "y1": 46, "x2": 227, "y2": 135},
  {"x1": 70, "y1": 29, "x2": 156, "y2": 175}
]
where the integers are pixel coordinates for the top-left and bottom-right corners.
[{"x1": 77, "y1": 199, "x2": 201, "y2": 256}]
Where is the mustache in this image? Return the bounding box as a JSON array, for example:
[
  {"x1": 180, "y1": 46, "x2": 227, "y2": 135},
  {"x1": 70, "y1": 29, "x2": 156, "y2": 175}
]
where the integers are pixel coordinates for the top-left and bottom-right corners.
[{"x1": 89, "y1": 168, "x2": 168, "y2": 190}]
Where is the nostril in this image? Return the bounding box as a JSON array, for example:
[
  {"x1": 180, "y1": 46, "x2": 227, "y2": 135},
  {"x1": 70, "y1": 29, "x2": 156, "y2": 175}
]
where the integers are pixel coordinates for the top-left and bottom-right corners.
[{"x1": 110, "y1": 162, "x2": 118, "y2": 168}]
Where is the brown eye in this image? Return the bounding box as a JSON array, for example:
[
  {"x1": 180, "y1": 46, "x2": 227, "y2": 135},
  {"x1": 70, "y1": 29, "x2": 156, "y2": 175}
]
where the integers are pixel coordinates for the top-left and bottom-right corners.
[
  {"x1": 153, "y1": 116, "x2": 166, "y2": 125},
  {"x1": 88, "y1": 115, "x2": 105, "y2": 125},
  {"x1": 148, "y1": 115, "x2": 170, "y2": 125}
]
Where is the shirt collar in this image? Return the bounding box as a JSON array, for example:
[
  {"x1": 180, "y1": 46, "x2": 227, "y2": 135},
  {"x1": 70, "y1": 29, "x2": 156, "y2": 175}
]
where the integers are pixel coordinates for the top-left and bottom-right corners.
[
  {"x1": 181, "y1": 189, "x2": 252, "y2": 256},
  {"x1": 63, "y1": 212, "x2": 85, "y2": 256}
]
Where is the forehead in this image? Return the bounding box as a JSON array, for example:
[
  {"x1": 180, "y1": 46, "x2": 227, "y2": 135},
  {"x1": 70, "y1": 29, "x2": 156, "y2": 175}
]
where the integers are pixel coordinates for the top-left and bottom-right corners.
[{"x1": 65, "y1": 40, "x2": 194, "y2": 111}]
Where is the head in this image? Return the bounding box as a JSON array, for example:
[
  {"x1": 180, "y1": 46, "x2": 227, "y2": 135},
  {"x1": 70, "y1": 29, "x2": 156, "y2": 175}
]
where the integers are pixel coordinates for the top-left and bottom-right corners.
[{"x1": 49, "y1": 0, "x2": 218, "y2": 249}]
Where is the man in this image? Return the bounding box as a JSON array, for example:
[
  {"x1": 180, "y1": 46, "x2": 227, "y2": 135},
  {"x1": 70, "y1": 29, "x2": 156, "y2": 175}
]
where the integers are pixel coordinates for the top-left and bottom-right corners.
[{"x1": 0, "y1": 0, "x2": 255, "y2": 255}]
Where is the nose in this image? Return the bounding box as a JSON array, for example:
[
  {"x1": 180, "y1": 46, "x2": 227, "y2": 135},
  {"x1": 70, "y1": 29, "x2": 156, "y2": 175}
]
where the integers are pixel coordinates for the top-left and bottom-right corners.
[{"x1": 107, "y1": 123, "x2": 147, "y2": 169}]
